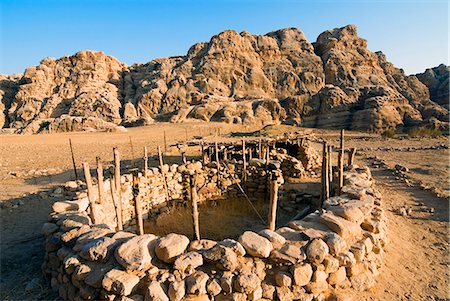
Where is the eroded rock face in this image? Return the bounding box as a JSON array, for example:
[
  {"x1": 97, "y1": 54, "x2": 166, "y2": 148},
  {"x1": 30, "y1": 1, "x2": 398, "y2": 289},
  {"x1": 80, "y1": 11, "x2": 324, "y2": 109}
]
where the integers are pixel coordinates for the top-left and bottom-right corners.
[
  {"x1": 416, "y1": 64, "x2": 450, "y2": 109},
  {"x1": 1, "y1": 26, "x2": 447, "y2": 133}
]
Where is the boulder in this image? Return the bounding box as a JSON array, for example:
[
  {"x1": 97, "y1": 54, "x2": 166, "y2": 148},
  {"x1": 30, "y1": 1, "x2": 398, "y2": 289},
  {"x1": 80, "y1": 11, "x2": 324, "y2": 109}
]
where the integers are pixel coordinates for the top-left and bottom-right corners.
[
  {"x1": 238, "y1": 231, "x2": 273, "y2": 258},
  {"x1": 115, "y1": 234, "x2": 158, "y2": 271},
  {"x1": 291, "y1": 263, "x2": 313, "y2": 286},
  {"x1": 145, "y1": 281, "x2": 169, "y2": 301},
  {"x1": 102, "y1": 269, "x2": 140, "y2": 296},
  {"x1": 155, "y1": 233, "x2": 190, "y2": 263},
  {"x1": 173, "y1": 251, "x2": 203, "y2": 273},
  {"x1": 306, "y1": 239, "x2": 329, "y2": 264}
]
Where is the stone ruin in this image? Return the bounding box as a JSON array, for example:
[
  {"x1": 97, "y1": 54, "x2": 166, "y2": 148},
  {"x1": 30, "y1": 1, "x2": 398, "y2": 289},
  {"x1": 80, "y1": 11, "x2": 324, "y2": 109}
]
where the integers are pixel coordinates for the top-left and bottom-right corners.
[{"x1": 42, "y1": 137, "x2": 387, "y2": 301}]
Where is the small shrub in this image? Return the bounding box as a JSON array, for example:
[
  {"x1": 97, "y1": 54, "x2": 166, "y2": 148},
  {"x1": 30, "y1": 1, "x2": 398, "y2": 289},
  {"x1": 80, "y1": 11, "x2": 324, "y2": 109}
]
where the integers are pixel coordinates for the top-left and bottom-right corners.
[
  {"x1": 408, "y1": 127, "x2": 443, "y2": 138},
  {"x1": 381, "y1": 128, "x2": 396, "y2": 138},
  {"x1": 39, "y1": 121, "x2": 51, "y2": 131}
]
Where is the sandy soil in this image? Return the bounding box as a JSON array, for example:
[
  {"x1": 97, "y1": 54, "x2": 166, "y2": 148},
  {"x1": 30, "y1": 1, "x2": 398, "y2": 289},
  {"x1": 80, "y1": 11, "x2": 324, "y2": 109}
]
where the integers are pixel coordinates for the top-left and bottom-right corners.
[{"x1": 0, "y1": 123, "x2": 448, "y2": 300}]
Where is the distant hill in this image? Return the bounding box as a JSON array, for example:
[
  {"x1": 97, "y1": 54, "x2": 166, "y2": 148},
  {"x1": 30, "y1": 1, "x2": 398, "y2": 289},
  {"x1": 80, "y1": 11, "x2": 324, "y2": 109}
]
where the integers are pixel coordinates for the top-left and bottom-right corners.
[{"x1": 1, "y1": 25, "x2": 448, "y2": 133}]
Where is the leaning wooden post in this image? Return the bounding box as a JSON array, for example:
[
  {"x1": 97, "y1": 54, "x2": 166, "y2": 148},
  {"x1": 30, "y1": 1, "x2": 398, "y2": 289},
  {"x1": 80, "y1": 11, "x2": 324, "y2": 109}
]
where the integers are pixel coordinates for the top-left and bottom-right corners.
[
  {"x1": 242, "y1": 139, "x2": 247, "y2": 181},
  {"x1": 267, "y1": 173, "x2": 279, "y2": 231},
  {"x1": 133, "y1": 175, "x2": 144, "y2": 235},
  {"x1": 113, "y1": 148, "x2": 123, "y2": 230},
  {"x1": 158, "y1": 146, "x2": 170, "y2": 202},
  {"x1": 348, "y1": 148, "x2": 357, "y2": 166},
  {"x1": 109, "y1": 172, "x2": 123, "y2": 231},
  {"x1": 143, "y1": 147, "x2": 148, "y2": 177},
  {"x1": 189, "y1": 174, "x2": 201, "y2": 241},
  {"x1": 96, "y1": 157, "x2": 104, "y2": 205},
  {"x1": 69, "y1": 138, "x2": 78, "y2": 180},
  {"x1": 83, "y1": 162, "x2": 97, "y2": 224},
  {"x1": 338, "y1": 129, "x2": 345, "y2": 194}
]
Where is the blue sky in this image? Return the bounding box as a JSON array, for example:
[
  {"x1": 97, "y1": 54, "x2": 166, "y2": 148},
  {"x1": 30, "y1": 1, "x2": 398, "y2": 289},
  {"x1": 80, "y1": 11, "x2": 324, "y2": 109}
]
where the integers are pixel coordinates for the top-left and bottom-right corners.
[{"x1": 0, "y1": 0, "x2": 448, "y2": 75}]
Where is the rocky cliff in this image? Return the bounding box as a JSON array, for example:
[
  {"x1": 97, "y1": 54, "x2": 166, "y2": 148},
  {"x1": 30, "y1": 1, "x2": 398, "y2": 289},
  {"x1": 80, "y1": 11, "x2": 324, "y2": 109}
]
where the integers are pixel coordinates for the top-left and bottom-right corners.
[{"x1": 1, "y1": 25, "x2": 448, "y2": 133}]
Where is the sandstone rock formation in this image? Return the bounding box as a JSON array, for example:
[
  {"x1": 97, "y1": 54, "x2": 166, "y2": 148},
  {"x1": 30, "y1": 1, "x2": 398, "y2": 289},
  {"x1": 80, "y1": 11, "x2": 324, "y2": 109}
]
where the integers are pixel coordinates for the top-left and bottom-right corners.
[
  {"x1": 416, "y1": 64, "x2": 449, "y2": 109},
  {"x1": 1, "y1": 25, "x2": 448, "y2": 133}
]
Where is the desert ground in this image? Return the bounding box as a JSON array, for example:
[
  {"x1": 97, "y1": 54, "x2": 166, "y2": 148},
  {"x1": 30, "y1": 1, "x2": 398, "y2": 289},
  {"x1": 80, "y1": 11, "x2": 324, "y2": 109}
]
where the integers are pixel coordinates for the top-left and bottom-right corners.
[{"x1": 0, "y1": 122, "x2": 448, "y2": 300}]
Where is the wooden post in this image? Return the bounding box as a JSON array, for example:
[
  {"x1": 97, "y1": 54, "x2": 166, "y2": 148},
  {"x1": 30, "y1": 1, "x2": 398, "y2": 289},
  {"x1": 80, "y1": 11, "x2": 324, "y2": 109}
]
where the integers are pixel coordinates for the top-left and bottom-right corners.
[
  {"x1": 321, "y1": 141, "x2": 329, "y2": 207},
  {"x1": 158, "y1": 145, "x2": 170, "y2": 202},
  {"x1": 163, "y1": 130, "x2": 167, "y2": 152},
  {"x1": 348, "y1": 148, "x2": 356, "y2": 165},
  {"x1": 144, "y1": 147, "x2": 148, "y2": 177},
  {"x1": 200, "y1": 141, "x2": 205, "y2": 164},
  {"x1": 69, "y1": 138, "x2": 78, "y2": 180},
  {"x1": 96, "y1": 157, "x2": 104, "y2": 205},
  {"x1": 242, "y1": 139, "x2": 247, "y2": 182},
  {"x1": 129, "y1": 136, "x2": 135, "y2": 166},
  {"x1": 267, "y1": 175, "x2": 279, "y2": 231},
  {"x1": 189, "y1": 174, "x2": 201, "y2": 241},
  {"x1": 223, "y1": 147, "x2": 228, "y2": 161},
  {"x1": 182, "y1": 152, "x2": 187, "y2": 164},
  {"x1": 133, "y1": 176, "x2": 144, "y2": 235},
  {"x1": 258, "y1": 138, "x2": 262, "y2": 159},
  {"x1": 113, "y1": 148, "x2": 123, "y2": 229},
  {"x1": 83, "y1": 162, "x2": 97, "y2": 224},
  {"x1": 338, "y1": 129, "x2": 345, "y2": 194},
  {"x1": 328, "y1": 145, "x2": 332, "y2": 186},
  {"x1": 109, "y1": 170, "x2": 123, "y2": 231},
  {"x1": 215, "y1": 140, "x2": 220, "y2": 190}
]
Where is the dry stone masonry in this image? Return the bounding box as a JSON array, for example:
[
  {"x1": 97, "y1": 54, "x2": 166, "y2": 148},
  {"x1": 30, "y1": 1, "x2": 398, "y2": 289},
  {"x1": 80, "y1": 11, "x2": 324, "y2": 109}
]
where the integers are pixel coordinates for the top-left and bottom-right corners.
[{"x1": 43, "y1": 139, "x2": 387, "y2": 300}]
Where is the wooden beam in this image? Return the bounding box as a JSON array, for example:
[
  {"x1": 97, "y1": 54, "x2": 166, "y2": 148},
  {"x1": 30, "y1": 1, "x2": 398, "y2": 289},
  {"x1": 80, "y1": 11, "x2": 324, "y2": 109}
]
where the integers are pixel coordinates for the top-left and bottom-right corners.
[{"x1": 113, "y1": 148, "x2": 123, "y2": 230}]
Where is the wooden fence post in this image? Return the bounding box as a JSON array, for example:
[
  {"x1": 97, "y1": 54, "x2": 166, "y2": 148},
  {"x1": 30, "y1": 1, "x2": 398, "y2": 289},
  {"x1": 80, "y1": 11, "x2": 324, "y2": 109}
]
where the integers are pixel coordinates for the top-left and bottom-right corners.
[
  {"x1": 83, "y1": 162, "x2": 97, "y2": 224},
  {"x1": 158, "y1": 145, "x2": 170, "y2": 202},
  {"x1": 189, "y1": 174, "x2": 201, "y2": 241},
  {"x1": 163, "y1": 130, "x2": 167, "y2": 152},
  {"x1": 113, "y1": 148, "x2": 123, "y2": 230},
  {"x1": 109, "y1": 170, "x2": 123, "y2": 231},
  {"x1": 242, "y1": 139, "x2": 247, "y2": 182},
  {"x1": 338, "y1": 129, "x2": 345, "y2": 194},
  {"x1": 133, "y1": 176, "x2": 144, "y2": 235},
  {"x1": 96, "y1": 157, "x2": 104, "y2": 205},
  {"x1": 321, "y1": 141, "x2": 329, "y2": 207},
  {"x1": 69, "y1": 138, "x2": 78, "y2": 180},
  {"x1": 267, "y1": 174, "x2": 279, "y2": 231},
  {"x1": 144, "y1": 147, "x2": 148, "y2": 177},
  {"x1": 348, "y1": 148, "x2": 356, "y2": 165}
]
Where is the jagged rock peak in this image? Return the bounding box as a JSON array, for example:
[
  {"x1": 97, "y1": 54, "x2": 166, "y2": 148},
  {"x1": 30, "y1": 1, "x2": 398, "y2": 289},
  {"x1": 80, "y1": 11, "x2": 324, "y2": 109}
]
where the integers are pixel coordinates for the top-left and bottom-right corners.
[{"x1": 0, "y1": 26, "x2": 448, "y2": 134}]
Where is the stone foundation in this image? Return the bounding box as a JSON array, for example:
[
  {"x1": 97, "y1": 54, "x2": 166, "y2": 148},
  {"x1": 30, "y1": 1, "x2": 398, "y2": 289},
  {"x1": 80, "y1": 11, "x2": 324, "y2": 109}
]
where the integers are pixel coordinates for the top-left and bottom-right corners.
[{"x1": 42, "y1": 144, "x2": 387, "y2": 301}]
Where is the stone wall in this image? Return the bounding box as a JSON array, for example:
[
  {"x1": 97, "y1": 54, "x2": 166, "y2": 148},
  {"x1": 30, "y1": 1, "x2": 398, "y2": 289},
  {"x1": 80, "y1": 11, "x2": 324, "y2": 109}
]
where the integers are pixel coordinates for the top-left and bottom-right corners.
[{"x1": 43, "y1": 157, "x2": 386, "y2": 300}]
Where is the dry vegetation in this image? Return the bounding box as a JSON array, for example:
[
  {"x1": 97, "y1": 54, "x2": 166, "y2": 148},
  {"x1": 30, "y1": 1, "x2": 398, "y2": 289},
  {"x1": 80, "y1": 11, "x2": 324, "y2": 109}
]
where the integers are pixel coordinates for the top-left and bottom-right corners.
[{"x1": 0, "y1": 122, "x2": 448, "y2": 300}]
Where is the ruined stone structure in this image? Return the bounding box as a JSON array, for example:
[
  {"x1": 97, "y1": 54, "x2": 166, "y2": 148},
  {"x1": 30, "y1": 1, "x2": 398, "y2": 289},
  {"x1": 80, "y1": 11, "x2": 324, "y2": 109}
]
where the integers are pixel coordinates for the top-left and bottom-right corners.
[{"x1": 42, "y1": 139, "x2": 386, "y2": 300}]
